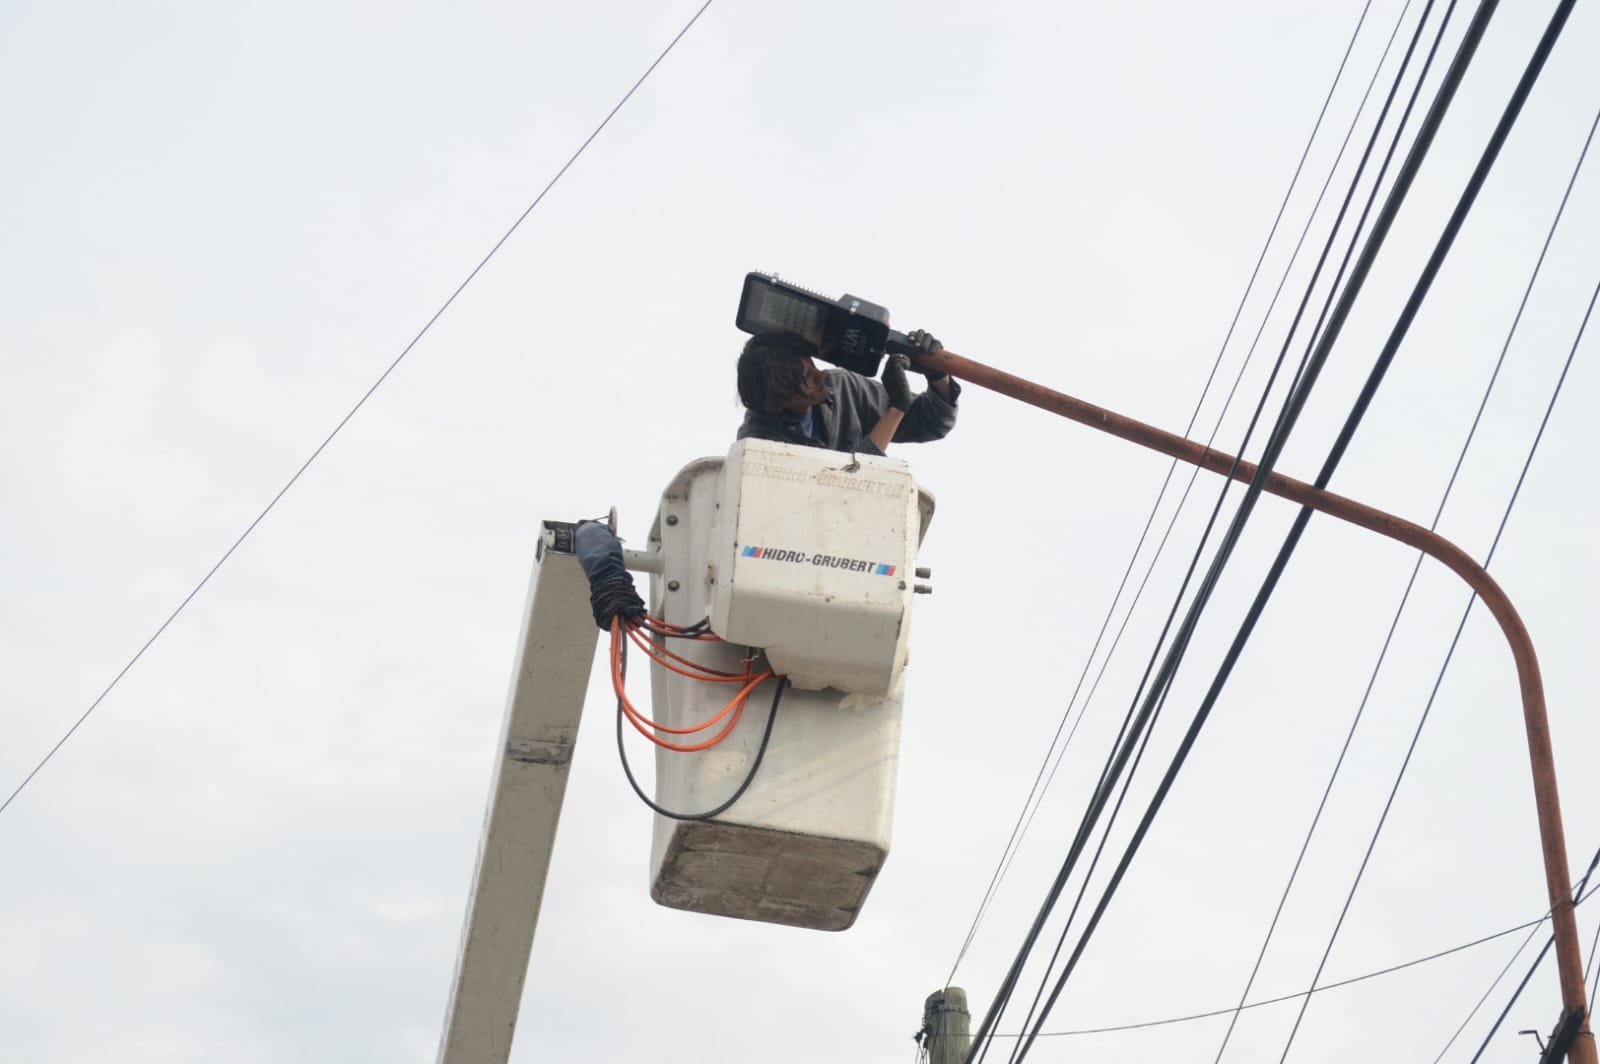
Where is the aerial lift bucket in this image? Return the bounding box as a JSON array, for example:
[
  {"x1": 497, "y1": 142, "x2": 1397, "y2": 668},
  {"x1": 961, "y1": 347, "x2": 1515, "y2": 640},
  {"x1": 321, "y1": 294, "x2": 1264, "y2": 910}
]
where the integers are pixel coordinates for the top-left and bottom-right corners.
[{"x1": 642, "y1": 438, "x2": 934, "y2": 931}]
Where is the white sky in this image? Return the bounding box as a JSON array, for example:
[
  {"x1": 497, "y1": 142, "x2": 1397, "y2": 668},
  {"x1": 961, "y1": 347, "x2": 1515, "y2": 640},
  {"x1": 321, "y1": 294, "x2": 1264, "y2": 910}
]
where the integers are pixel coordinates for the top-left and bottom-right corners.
[{"x1": 4, "y1": 2, "x2": 1600, "y2": 1062}]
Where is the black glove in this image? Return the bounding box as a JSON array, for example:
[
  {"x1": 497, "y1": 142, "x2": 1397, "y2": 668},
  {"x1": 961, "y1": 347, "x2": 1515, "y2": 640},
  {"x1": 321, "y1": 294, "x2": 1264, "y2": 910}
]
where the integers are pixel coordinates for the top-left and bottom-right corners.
[
  {"x1": 905, "y1": 328, "x2": 947, "y2": 379},
  {"x1": 882, "y1": 352, "x2": 913, "y2": 411}
]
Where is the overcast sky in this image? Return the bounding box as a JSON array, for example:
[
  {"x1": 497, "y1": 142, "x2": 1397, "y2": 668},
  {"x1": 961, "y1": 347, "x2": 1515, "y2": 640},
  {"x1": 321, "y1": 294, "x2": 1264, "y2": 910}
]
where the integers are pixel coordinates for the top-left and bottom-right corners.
[{"x1": 5, "y1": 1, "x2": 1600, "y2": 1062}]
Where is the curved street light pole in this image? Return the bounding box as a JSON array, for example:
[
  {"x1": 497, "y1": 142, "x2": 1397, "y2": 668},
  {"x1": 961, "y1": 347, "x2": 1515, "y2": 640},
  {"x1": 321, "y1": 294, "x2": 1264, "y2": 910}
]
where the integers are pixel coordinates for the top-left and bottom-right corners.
[{"x1": 918, "y1": 347, "x2": 1595, "y2": 1063}]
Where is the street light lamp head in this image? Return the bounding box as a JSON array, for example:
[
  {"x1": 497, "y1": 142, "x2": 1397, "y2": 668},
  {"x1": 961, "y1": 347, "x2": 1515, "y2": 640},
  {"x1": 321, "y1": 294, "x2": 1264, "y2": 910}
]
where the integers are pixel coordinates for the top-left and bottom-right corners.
[{"x1": 735, "y1": 272, "x2": 896, "y2": 377}]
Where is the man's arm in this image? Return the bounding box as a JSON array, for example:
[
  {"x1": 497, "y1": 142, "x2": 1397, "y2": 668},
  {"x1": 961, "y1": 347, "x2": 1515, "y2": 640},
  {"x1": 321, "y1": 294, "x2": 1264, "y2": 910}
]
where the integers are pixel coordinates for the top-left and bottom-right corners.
[
  {"x1": 866, "y1": 353, "x2": 913, "y2": 452},
  {"x1": 866, "y1": 408, "x2": 904, "y2": 453},
  {"x1": 889, "y1": 329, "x2": 960, "y2": 443}
]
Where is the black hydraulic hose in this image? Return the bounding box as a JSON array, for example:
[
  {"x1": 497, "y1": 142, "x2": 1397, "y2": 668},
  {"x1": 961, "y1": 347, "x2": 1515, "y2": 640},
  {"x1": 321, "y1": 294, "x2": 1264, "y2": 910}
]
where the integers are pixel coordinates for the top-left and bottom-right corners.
[{"x1": 615, "y1": 635, "x2": 787, "y2": 822}]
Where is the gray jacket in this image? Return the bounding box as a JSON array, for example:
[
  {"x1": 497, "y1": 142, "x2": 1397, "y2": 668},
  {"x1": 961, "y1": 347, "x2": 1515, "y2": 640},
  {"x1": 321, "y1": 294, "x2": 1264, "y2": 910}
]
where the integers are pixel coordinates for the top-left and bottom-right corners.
[{"x1": 736, "y1": 369, "x2": 960, "y2": 456}]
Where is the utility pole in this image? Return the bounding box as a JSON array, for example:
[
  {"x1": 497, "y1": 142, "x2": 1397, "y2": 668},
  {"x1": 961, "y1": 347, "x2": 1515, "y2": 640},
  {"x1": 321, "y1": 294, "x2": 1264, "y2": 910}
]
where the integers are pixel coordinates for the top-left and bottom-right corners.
[
  {"x1": 920, "y1": 987, "x2": 971, "y2": 1064},
  {"x1": 917, "y1": 347, "x2": 1595, "y2": 1064}
]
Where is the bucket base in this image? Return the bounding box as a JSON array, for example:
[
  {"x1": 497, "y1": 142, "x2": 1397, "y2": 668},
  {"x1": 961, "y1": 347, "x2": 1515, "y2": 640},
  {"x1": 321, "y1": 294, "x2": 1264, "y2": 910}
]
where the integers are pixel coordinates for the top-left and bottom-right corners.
[{"x1": 651, "y1": 820, "x2": 885, "y2": 932}]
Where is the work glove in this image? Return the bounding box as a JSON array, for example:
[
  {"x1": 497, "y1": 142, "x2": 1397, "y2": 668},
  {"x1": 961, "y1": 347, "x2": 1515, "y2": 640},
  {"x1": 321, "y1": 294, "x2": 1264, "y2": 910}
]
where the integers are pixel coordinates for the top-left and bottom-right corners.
[
  {"x1": 905, "y1": 328, "x2": 947, "y2": 379},
  {"x1": 882, "y1": 352, "x2": 913, "y2": 411}
]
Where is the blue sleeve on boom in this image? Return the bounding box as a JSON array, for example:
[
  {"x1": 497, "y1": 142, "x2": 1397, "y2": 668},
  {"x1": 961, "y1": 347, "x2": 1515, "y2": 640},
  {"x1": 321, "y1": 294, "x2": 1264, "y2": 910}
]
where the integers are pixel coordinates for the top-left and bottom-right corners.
[{"x1": 574, "y1": 520, "x2": 646, "y2": 630}]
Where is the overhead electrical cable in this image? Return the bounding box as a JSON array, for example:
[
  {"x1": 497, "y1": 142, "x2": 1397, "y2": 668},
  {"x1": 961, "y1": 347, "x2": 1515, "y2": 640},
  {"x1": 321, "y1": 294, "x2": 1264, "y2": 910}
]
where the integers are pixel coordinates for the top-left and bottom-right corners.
[
  {"x1": 941, "y1": 0, "x2": 1396, "y2": 990},
  {"x1": 0, "y1": 0, "x2": 718, "y2": 820},
  {"x1": 970, "y1": 0, "x2": 1467, "y2": 1056},
  {"x1": 1469, "y1": 935, "x2": 1559, "y2": 1063},
  {"x1": 1017, "y1": 0, "x2": 1572, "y2": 1051},
  {"x1": 1440, "y1": 846, "x2": 1600, "y2": 1061},
  {"x1": 1217, "y1": 90, "x2": 1600, "y2": 1064},
  {"x1": 980, "y1": 874, "x2": 1600, "y2": 1041},
  {"x1": 997, "y1": 0, "x2": 1537, "y2": 1057},
  {"x1": 956, "y1": 873, "x2": 1597, "y2": 1044},
  {"x1": 1590, "y1": 915, "x2": 1600, "y2": 1019},
  {"x1": 1433, "y1": 921, "x2": 1548, "y2": 1062},
  {"x1": 953, "y1": 0, "x2": 1435, "y2": 1000},
  {"x1": 1276, "y1": 223, "x2": 1598, "y2": 1063},
  {"x1": 1466, "y1": 850, "x2": 1600, "y2": 1062}
]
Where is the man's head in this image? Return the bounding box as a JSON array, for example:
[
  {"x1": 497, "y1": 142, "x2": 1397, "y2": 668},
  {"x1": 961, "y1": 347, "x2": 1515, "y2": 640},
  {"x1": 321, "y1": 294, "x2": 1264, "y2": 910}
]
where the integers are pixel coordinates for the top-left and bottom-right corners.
[{"x1": 737, "y1": 332, "x2": 829, "y2": 414}]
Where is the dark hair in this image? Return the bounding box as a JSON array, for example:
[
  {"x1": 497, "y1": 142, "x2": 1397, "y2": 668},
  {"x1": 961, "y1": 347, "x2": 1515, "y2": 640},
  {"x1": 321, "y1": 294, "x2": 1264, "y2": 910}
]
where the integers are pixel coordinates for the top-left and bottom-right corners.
[{"x1": 736, "y1": 332, "x2": 819, "y2": 413}]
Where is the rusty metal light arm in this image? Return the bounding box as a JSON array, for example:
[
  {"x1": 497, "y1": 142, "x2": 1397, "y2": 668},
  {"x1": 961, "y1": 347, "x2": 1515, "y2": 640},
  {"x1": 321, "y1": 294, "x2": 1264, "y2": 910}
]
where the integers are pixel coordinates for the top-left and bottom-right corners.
[{"x1": 919, "y1": 346, "x2": 1595, "y2": 1063}]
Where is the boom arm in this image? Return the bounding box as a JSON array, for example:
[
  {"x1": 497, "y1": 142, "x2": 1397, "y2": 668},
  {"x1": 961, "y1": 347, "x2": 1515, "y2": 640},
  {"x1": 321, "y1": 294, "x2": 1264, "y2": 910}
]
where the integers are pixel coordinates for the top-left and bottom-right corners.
[{"x1": 436, "y1": 523, "x2": 600, "y2": 1064}]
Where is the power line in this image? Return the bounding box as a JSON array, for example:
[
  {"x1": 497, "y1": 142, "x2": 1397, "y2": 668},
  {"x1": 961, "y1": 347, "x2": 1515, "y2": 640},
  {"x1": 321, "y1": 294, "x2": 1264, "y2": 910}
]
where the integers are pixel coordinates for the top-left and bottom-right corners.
[
  {"x1": 1266, "y1": 2, "x2": 1584, "y2": 1056},
  {"x1": 0, "y1": 0, "x2": 717, "y2": 820},
  {"x1": 1432, "y1": 921, "x2": 1546, "y2": 1062},
  {"x1": 1290, "y1": 214, "x2": 1600, "y2": 1064},
  {"x1": 1005, "y1": 2, "x2": 1463, "y2": 1056},
  {"x1": 973, "y1": 0, "x2": 1473, "y2": 1055},
  {"x1": 1000, "y1": 0, "x2": 1544, "y2": 1055},
  {"x1": 944, "y1": 0, "x2": 1389, "y2": 990},
  {"x1": 1217, "y1": 82, "x2": 1600, "y2": 1064},
  {"x1": 982, "y1": 873, "x2": 1600, "y2": 1041},
  {"x1": 1469, "y1": 934, "x2": 1559, "y2": 1063},
  {"x1": 1021, "y1": 0, "x2": 1452, "y2": 1034},
  {"x1": 1441, "y1": 849, "x2": 1600, "y2": 1061},
  {"x1": 967, "y1": 0, "x2": 1459, "y2": 1041}
]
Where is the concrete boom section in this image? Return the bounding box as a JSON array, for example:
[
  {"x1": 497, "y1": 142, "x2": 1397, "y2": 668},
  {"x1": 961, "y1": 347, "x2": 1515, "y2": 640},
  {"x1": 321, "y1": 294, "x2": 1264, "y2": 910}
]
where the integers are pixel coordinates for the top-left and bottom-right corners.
[{"x1": 437, "y1": 530, "x2": 599, "y2": 1064}]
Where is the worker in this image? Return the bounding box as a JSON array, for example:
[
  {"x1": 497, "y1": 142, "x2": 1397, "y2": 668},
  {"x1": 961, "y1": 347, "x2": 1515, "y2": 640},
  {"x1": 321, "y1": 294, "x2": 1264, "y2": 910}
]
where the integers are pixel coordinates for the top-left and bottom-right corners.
[{"x1": 735, "y1": 329, "x2": 960, "y2": 456}]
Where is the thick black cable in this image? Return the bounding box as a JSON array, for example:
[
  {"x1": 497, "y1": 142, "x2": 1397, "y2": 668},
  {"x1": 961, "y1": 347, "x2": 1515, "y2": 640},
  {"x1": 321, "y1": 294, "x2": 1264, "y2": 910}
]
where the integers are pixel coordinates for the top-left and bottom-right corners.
[
  {"x1": 1278, "y1": 238, "x2": 1598, "y2": 1062},
  {"x1": 964, "y1": 2, "x2": 1431, "y2": 1004},
  {"x1": 1267, "y1": 4, "x2": 1584, "y2": 1055},
  {"x1": 1442, "y1": 848, "x2": 1600, "y2": 1061},
  {"x1": 1013, "y1": 12, "x2": 1450, "y2": 1029},
  {"x1": 0, "y1": 0, "x2": 717, "y2": 820},
  {"x1": 1433, "y1": 920, "x2": 1547, "y2": 1062},
  {"x1": 944, "y1": 0, "x2": 1391, "y2": 990},
  {"x1": 613, "y1": 638, "x2": 786, "y2": 822},
  {"x1": 1003, "y1": 640, "x2": 1186, "y2": 1064},
  {"x1": 1219, "y1": 87, "x2": 1600, "y2": 1064},
  {"x1": 976, "y1": 110, "x2": 1391, "y2": 1045},
  {"x1": 982, "y1": 0, "x2": 1446, "y2": 1036},
  {"x1": 971, "y1": 0, "x2": 1468, "y2": 1057},
  {"x1": 1468, "y1": 934, "x2": 1558, "y2": 1063},
  {"x1": 1000, "y1": 2, "x2": 1531, "y2": 1058}
]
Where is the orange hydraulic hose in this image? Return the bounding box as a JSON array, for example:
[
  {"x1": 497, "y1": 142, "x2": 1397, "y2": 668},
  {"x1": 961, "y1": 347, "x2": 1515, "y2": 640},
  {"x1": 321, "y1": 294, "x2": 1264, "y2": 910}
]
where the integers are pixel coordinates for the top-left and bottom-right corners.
[
  {"x1": 623, "y1": 620, "x2": 751, "y2": 680},
  {"x1": 608, "y1": 617, "x2": 774, "y2": 751}
]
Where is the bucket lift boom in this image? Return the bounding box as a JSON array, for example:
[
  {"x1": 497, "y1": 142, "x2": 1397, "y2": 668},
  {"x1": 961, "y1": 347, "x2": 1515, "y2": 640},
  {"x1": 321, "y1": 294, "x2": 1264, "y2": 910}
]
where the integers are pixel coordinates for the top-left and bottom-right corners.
[{"x1": 434, "y1": 523, "x2": 600, "y2": 1064}]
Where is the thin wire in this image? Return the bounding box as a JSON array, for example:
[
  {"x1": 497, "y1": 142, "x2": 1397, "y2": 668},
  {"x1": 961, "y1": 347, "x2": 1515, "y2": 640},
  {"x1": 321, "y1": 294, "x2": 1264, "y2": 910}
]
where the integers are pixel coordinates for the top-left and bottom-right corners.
[
  {"x1": 1270, "y1": 5, "x2": 1585, "y2": 1057},
  {"x1": 1001, "y1": 2, "x2": 1537, "y2": 1056},
  {"x1": 971, "y1": 0, "x2": 1424, "y2": 1001},
  {"x1": 970, "y1": 0, "x2": 1440, "y2": 1031},
  {"x1": 1470, "y1": 935, "x2": 1559, "y2": 1063},
  {"x1": 974, "y1": 50, "x2": 1421, "y2": 1035},
  {"x1": 1440, "y1": 849, "x2": 1600, "y2": 1061},
  {"x1": 944, "y1": 0, "x2": 1385, "y2": 987},
  {"x1": 1219, "y1": 87, "x2": 1600, "y2": 1064},
  {"x1": 1321, "y1": 262, "x2": 1600, "y2": 1064},
  {"x1": 980, "y1": 0, "x2": 1464, "y2": 1054},
  {"x1": 985, "y1": 876, "x2": 1600, "y2": 1040},
  {"x1": 1589, "y1": 913, "x2": 1600, "y2": 1019},
  {"x1": 0, "y1": 0, "x2": 717, "y2": 820},
  {"x1": 1432, "y1": 920, "x2": 1548, "y2": 1062}
]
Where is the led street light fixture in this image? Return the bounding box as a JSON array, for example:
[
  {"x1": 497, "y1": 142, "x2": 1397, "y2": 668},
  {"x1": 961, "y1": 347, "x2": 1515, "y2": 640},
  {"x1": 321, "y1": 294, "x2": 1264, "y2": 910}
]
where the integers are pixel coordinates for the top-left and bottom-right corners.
[{"x1": 736, "y1": 272, "x2": 898, "y2": 377}]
